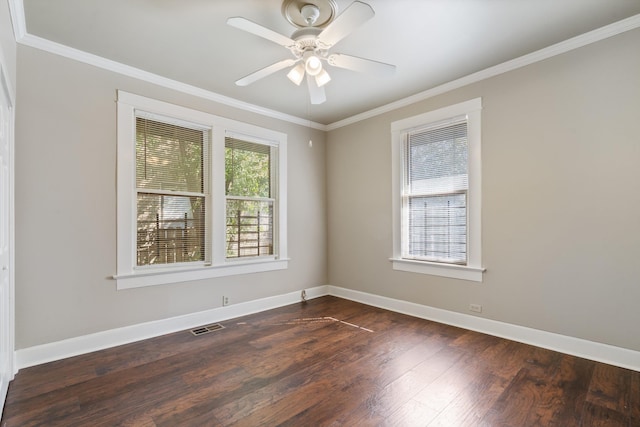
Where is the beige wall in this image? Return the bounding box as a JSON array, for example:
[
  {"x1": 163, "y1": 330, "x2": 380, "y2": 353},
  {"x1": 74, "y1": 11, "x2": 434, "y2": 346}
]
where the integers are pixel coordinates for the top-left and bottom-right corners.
[
  {"x1": 327, "y1": 29, "x2": 640, "y2": 352},
  {"x1": 15, "y1": 46, "x2": 327, "y2": 349},
  {"x1": 13, "y1": 23, "x2": 640, "y2": 354}
]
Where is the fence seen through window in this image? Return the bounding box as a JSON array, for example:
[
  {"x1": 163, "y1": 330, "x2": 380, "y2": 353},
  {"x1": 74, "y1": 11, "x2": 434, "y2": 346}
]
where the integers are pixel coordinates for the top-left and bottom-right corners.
[
  {"x1": 225, "y1": 137, "x2": 275, "y2": 259},
  {"x1": 135, "y1": 117, "x2": 207, "y2": 266}
]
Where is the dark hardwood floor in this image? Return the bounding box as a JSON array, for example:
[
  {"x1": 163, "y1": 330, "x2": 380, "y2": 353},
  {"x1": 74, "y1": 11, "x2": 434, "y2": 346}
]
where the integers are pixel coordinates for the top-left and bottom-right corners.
[{"x1": 2, "y1": 296, "x2": 639, "y2": 426}]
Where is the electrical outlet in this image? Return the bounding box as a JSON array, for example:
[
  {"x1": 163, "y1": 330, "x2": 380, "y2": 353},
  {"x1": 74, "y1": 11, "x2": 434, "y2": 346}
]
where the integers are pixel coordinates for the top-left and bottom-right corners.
[
  {"x1": 222, "y1": 296, "x2": 229, "y2": 306},
  {"x1": 469, "y1": 303, "x2": 482, "y2": 313}
]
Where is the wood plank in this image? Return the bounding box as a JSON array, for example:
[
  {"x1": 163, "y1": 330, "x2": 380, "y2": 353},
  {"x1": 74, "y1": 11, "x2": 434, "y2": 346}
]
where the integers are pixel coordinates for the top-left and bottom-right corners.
[
  {"x1": 630, "y1": 370, "x2": 640, "y2": 425},
  {"x1": 481, "y1": 367, "x2": 552, "y2": 426},
  {"x1": 1, "y1": 296, "x2": 636, "y2": 426},
  {"x1": 580, "y1": 401, "x2": 628, "y2": 427},
  {"x1": 384, "y1": 398, "x2": 440, "y2": 426},
  {"x1": 426, "y1": 372, "x2": 506, "y2": 427},
  {"x1": 4, "y1": 357, "x2": 97, "y2": 405},
  {"x1": 1, "y1": 396, "x2": 81, "y2": 427},
  {"x1": 546, "y1": 355, "x2": 595, "y2": 426},
  {"x1": 281, "y1": 333, "x2": 459, "y2": 426},
  {"x1": 348, "y1": 345, "x2": 465, "y2": 425},
  {"x1": 482, "y1": 353, "x2": 595, "y2": 427},
  {"x1": 587, "y1": 363, "x2": 631, "y2": 413},
  {"x1": 154, "y1": 328, "x2": 370, "y2": 425}
]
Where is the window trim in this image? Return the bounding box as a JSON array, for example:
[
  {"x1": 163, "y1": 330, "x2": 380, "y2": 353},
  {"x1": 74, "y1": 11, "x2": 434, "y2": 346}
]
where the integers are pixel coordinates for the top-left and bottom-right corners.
[
  {"x1": 391, "y1": 98, "x2": 484, "y2": 282},
  {"x1": 115, "y1": 91, "x2": 288, "y2": 290}
]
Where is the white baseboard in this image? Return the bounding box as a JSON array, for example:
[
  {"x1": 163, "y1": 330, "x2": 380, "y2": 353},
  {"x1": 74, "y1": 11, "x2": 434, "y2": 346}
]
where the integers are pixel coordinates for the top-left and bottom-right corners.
[
  {"x1": 15, "y1": 285, "x2": 329, "y2": 370},
  {"x1": 328, "y1": 285, "x2": 640, "y2": 372},
  {"x1": 15, "y1": 284, "x2": 640, "y2": 372}
]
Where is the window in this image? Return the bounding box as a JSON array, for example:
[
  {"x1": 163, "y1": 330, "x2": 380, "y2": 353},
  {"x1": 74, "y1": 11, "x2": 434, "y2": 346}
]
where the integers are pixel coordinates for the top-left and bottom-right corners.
[
  {"x1": 136, "y1": 116, "x2": 208, "y2": 267},
  {"x1": 225, "y1": 137, "x2": 275, "y2": 259},
  {"x1": 405, "y1": 121, "x2": 468, "y2": 264},
  {"x1": 391, "y1": 98, "x2": 484, "y2": 281},
  {"x1": 116, "y1": 92, "x2": 288, "y2": 289}
]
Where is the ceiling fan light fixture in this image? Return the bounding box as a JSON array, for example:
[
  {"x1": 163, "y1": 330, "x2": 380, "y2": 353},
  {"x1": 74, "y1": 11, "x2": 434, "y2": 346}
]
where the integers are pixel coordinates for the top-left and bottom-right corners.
[
  {"x1": 229, "y1": 1, "x2": 391, "y2": 104},
  {"x1": 305, "y1": 54, "x2": 323, "y2": 76},
  {"x1": 287, "y1": 62, "x2": 305, "y2": 85},
  {"x1": 315, "y1": 68, "x2": 331, "y2": 87}
]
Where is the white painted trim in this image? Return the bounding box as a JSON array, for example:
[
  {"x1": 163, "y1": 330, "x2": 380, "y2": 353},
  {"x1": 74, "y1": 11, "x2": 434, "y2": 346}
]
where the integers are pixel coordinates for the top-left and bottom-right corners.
[
  {"x1": 116, "y1": 91, "x2": 289, "y2": 289},
  {"x1": 326, "y1": 13, "x2": 640, "y2": 131},
  {"x1": 16, "y1": 33, "x2": 327, "y2": 131},
  {"x1": 14, "y1": 285, "x2": 640, "y2": 372},
  {"x1": 9, "y1": 0, "x2": 640, "y2": 131},
  {"x1": 390, "y1": 258, "x2": 484, "y2": 282},
  {"x1": 7, "y1": 0, "x2": 25, "y2": 41},
  {"x1": 391, "y1": 98, "x2": 483, "y2": 281},
  {"x1": 15, "y1": 285, "x2": 330, "y2": 369},
  {"x1": 0, "y1": 44, "x2": 16, "y2": 420},
  {"x1": 115, "y1": 259, "x2": 290, "y2": 290},
  {"x1": 328, "y1": 286, "x2": 640, "y2": 372},
  {"x1": 390, "y1": 98, "x2": 482, "y2": 131}
]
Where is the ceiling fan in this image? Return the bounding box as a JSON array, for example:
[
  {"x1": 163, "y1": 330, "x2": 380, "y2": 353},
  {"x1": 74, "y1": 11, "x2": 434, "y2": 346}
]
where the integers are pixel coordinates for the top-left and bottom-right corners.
[{"x1": 227, "y1": 0, "x2": 396, "y2": 105}]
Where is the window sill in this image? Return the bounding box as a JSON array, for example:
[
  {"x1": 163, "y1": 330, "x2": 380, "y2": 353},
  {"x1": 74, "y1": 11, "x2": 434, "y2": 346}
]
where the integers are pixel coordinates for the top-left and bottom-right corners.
[
  {"x1": 390, "y1": 258, "x2": 485, "y2": 282},
  {"x1": 113, "y1": 258, "x2": 289, "y2": 290}
]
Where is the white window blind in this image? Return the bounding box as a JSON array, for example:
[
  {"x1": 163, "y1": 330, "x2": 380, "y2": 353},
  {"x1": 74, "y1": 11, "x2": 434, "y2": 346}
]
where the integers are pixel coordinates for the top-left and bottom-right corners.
[
  {"x1": 404, "y1": 120, "x2": 468, "y2": 264},
  {"x1": 225, "y1": 137, "x2": 275, "y2": 259},
  {"x1": 135, "y1": 117, "x2": 208, "y2": 266}
]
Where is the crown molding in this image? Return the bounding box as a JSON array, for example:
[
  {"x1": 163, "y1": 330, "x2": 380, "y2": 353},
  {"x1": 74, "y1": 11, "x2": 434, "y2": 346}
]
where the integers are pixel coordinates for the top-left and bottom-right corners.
[
  {"x1": 9, "y1": 0, "x2": 326, "y2": 131},
  {"x1": 7, "y1": 0, "x2": 640, "y2": 132},
  {"x1": 326, "y1": 13, "x2": 640, "y2": 131},
  {"x1": 18, "y1": 33, "x2": 327, "y2": 130}
]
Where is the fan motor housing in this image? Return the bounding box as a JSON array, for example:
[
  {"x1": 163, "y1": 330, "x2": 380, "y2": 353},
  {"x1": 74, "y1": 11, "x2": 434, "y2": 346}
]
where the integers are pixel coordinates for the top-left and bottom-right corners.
[{"x1": 290, "y1": 27, "x2": 326, "y2": 55}]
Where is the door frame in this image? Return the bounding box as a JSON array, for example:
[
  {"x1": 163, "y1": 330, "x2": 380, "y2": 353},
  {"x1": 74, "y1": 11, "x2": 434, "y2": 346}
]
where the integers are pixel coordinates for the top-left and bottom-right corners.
[{"x1": 0, "y1": 59, "x2": 15, "y2": 414}]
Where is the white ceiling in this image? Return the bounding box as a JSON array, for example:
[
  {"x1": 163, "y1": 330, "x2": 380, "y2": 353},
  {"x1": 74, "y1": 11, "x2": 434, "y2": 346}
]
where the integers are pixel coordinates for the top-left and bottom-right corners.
[{"x1": 20, "y1": 0, "x2": 640, "y2": 125}]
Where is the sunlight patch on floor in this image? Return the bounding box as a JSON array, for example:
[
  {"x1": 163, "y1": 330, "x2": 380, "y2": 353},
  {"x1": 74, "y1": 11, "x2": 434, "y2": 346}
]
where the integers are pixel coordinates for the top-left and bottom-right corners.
[{"x1": 237, "y1": 316, "x2": 374, "y2": 332}]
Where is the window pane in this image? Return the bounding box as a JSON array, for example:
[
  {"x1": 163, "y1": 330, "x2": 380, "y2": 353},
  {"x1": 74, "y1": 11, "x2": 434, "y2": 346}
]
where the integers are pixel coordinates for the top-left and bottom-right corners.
[
  {"x1": 408, "y1": 194, "x2": 467, "y2": 263},
  {"x1": 225, "y1": 138, "x2": 271, "y2": 198},
  {"x1": 408, "y1": 122, "x2": 468, "y2": 195},
  {"x1": 405, "y1": 120, "x2": 469, "y2": 265},
  {"x1": 226, "y1": 199, "x2": 273, "y2": 258},
  {"x1": 136, "y1": 117, "x2": 204, "y2": 193},
  {"x1": 137, "y1": 193, "x2": 206, "y2": 266}
]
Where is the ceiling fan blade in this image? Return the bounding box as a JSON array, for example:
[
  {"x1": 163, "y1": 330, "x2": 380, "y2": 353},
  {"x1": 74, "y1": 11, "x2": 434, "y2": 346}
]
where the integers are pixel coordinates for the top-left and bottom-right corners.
[
  {"x1": 236, "y1": 59, "x2": 298, "y2": 86},
  {"x1": 317, "y1": 1, "x2": 374, "y2": 48},
  {"x1": 307, "y1": 75, "x2": 326, "y2": 104},
  {"x1": 328, "y1": 53, "x2": 396, "y2": 75},
  {"x1": 227, "y1": 17, "x2": 295, "y2": 47}
]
